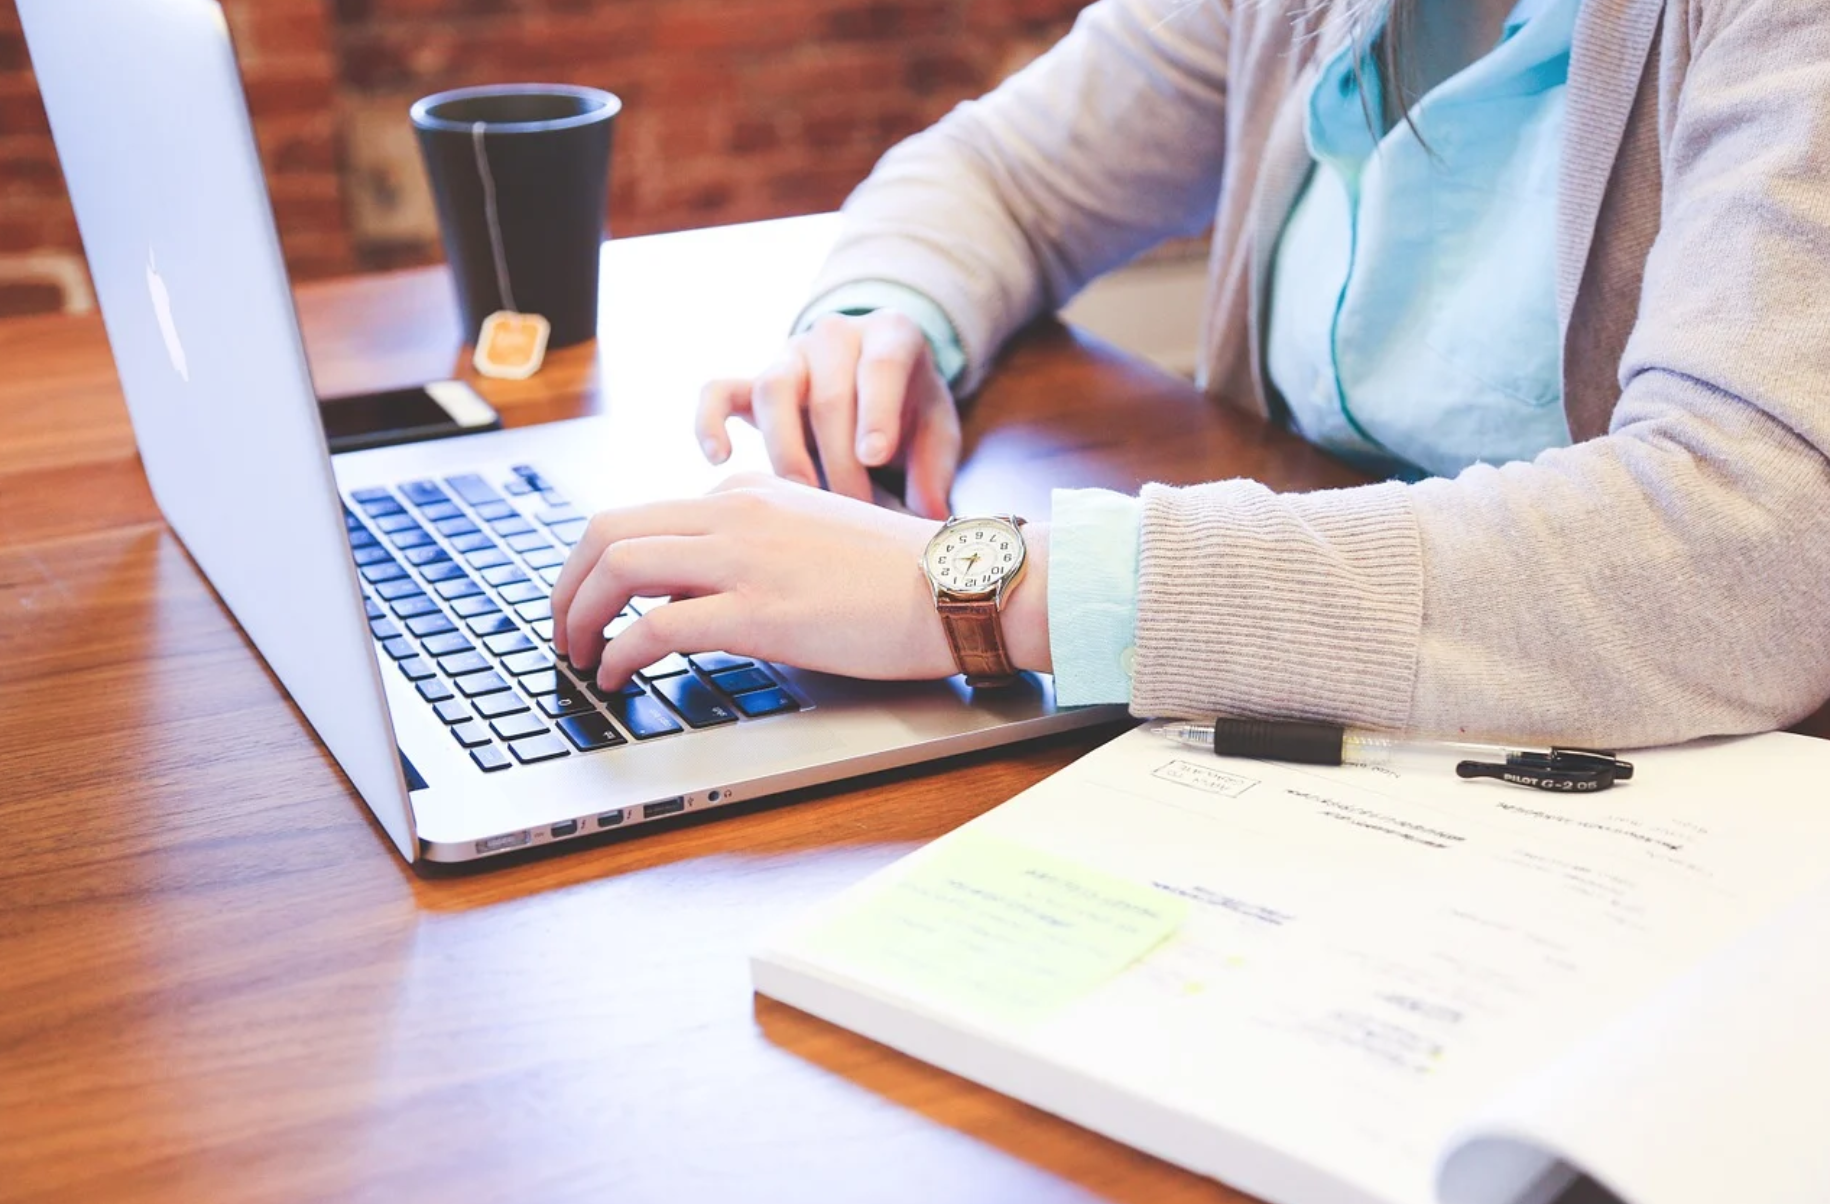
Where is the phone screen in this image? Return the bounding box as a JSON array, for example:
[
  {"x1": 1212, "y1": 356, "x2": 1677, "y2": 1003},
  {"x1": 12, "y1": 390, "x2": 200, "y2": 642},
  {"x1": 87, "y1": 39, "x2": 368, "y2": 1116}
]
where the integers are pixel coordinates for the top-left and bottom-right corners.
[{"x1": 319, "y1": 381, "x2": 500, "y2": 453}]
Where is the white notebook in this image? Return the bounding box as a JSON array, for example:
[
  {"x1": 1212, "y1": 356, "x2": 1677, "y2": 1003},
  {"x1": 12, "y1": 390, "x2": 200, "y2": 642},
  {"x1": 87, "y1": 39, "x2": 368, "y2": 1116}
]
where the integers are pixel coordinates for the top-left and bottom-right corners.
[{"x1": 752, "y1": 725, "x2": 1830, "y2": 1204}]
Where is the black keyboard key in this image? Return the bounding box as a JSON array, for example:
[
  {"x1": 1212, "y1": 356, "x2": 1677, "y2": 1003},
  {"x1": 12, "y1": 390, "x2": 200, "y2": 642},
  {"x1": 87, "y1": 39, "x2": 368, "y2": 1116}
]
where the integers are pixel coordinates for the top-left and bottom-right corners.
[
  {"x1": 532, "y1": 619, "x2": 554, "y2": 641},
  {"x1": 422, "y1": 632, "x2": 474, "y2": 658},
  {"x1": 651, "y1": 675, "x2": 738, "y2": 728},
  {"x1": 508, "y1": 733, "x2": 569, "y2": 763},
  {"x1": 375, "y1": 579, "x2": 423, "y2": 601},
  {"x1": 549, "y1": 518, "x2": 589, "y2": 546},
  {"x1": 450, "y1": 720, "x2": 491, "y2": 748},
  {"x1": 360, "y1": 496, "x2": 404, "y2": 518},
  {"x1": 381, "y1": 637, "x2": 416, "y2": 661},
  {"x1": 421, "y1": 560, "x2": 468, "y2": 584},
  {"x1": 435, "y1": 517, "x2": 480, "y2": 538},
  {"x1": 451, "y1": 595, "x2": 499, "y2": 618},
  {"x1": 433, "y1": 699, "x2": 470, "y2": 724},
  {"x1": 689, "y1": 651, "x2": 752, "y2": 674},
  {"x1": 466, "y1": 548, "x2": 511, "y2": 570},
  {"x1": 369, "y1": 617, "x2": 401, "y2": 641},
  {"x1": 467, "y1": 613, "x2": 518, "y2": 637},
  {"x1": 535, "y1": 566, "x2": 564, "y2": 586},
  {"x1": 453, "y1": 670, "x2": 509, "y2": 698},
  {"x1": 353, "y1": 544, "x2": 394, "y2": 567},
  {"x1": 515, "y1": 598, "x2": 553, "y2": 622},
  {"x1": 419, "y1": 501, "x2": 462, "y2": 522},
  {"x1": 406, "y1": 613, "x2": 457, "y2": 638},
  {"x1": 348, "y1": 526, "x2": 377, "y2": 548},
  {"x1": 522, "y1": 546, "x2": 567, "y2": 570},
  {"x1": 471, "y1": 745, "x2": 512, "y2": 773},
  {"x1": 535, "y1": 504, "x2": 581, "y2": 526},
  {"x1": 491, "y1": 713, "x2": 548, "y2": 741},
  {"x1": 604, "y1": 692, "x2": 682, "y2": 739},
  {"x1": 392, "y1": 594, "x2": 440, "y2": 619},
  {"x1": 364, "y1": 596, "x2": 385, "y2": 620},
  {"x1": 521, "y1": 670, "x2": 562, "y2": 697},
  {"x1": 484, "y1": 631, "x2": 536, "y2": 656},
  {"x1": 449, "y1": 531, "x2": 495, "y2": 553},
  {"x1": 360, "y1": 561, "x2": 407, "y2": 584},
  {"x1": 504, "y1": 478, "x2": 536, "y2": 496},
  {"x1": 374, "y1": 512, "x2": 420, "y2": 533},
  {"x1": 491, "y1": 516, "x2": 535, "y2": 537},
  {"x1": 403, "y1": 544, "x2": 449, "y2": 567},
  {"x1": 350, "y1": 486, "x2": 392, "y2": 504},
  {"x1": 506, "y1": 531, "x2": 551, "y2": 554},
  {"x1": 639, "y1": 653, "x2": 691, "y2": 680},
  {"x1": 398, "y1": 657, "x2": 436, "y2": 682},
  {"x1": 499, "y1": 581, "x2": 546, "y2": 604},
  {"x1": 585, "y1": 676, "x2": 645, "y2": 701},
  {"x1": 401, "y1": 480, "x2": 449, "y2": 506},
  {"x1": 438, "y1": 650, "x2": 490, "y2": 677},
  {"x1": 537, "y1": 682, "x2": 594, "y2": 717},
  {"x1": 482, "y1": 564, "x2": 528, "y2": 587},
  {"x1": 388, "y1": 528, "x2": 434, "y2": 550},
  {"x1": 417, "y1": 676, "x2": 455, "y2": 703},
  {"x1": 732, "y1": 687, "x2": 799, "y2": 718},
  {"x1": 435, "y1": 577, "x2": 484, "y2": 601},
  {"x1": 502, "y1": 649, "x2": 555, "y2": 676},
  {"x1": 473, "y1": 499, "x2": 516, "y2": 521},
  {"x1": 445, "y1": 474, "x2": 501, "y2": 506},
  {"x1": 558, "y1": 712, "x2": 625, "y2": 751},
  {"x1": 475, "y1": 691, "x2": 530, "y2": 720},
  {"x1": 711, "y1": 666, "x2": 776, "y2": 695}
]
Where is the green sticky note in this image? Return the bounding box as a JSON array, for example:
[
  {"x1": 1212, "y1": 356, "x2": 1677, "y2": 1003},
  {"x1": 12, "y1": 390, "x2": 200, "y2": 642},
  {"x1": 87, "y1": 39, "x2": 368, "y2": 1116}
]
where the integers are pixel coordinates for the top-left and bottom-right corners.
[{"x1": 799, "y1": 831, "x2": 1188, "y2": 1027}]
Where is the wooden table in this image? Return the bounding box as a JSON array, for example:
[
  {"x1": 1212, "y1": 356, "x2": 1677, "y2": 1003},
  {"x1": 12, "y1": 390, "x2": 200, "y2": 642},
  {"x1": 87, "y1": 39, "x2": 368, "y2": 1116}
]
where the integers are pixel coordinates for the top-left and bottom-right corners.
[{"x1": 1, "y1": 217, "x2": 1821, "y2": 1204}]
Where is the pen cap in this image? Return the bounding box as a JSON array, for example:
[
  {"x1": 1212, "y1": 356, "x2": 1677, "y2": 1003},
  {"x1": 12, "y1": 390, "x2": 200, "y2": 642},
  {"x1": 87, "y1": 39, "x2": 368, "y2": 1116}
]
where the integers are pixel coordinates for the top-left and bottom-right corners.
[{"x1": 1210, "y1": 719, "x2": 1345, "y2": 765}]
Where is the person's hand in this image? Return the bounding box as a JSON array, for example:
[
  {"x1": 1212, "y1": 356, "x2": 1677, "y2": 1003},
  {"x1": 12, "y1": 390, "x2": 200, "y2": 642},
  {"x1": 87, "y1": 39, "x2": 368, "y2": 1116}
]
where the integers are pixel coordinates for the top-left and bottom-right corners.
[
  {"x1": 550, "y1": 474, "x2": 1051, "y2": 690},
  {"x1": 695, "y1": 310, "x2": 960, "y2": 520}
]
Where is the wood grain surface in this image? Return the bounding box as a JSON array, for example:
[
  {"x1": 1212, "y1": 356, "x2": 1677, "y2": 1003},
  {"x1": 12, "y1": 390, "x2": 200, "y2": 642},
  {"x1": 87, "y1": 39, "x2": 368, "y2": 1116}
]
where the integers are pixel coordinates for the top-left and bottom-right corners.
[{"x1": 1, "y1": 218, "x2": 1823, "y2": 1204}]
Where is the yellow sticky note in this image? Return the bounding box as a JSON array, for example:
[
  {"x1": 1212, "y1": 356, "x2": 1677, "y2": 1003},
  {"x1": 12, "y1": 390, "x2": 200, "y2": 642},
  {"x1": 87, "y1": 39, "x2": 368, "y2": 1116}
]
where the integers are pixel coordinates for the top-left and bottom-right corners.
[{"x1": 799, "y1": 831, "x2": 1187, "y2": 1027}]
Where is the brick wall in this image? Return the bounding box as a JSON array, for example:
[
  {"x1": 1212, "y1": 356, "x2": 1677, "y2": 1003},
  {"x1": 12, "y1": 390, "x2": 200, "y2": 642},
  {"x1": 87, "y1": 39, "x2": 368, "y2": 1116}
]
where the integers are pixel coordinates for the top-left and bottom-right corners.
[{"x1": 0, "y1": 0, "x2": 1084, "y2": 317}]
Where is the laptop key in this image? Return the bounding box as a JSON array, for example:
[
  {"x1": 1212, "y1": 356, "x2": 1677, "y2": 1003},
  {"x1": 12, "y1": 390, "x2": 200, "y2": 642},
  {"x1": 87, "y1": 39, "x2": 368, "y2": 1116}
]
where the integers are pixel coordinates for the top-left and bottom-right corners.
[
  {"x1": 398, "y1": 657, "x2": 436, "y2": 682},
  {"x1": 520, "y1": 670, "x2": 562, "y2": 697},
  {"x1": 688, "y1": 651, "x2": 751, "y2": 674},
  {"x1": 467, "y1": 613, "x2": 518, "y2": 637},
  {"x1": 450, "y1": 720, "x2": 491, "y2": 748},
  {"x1": 531, "y1": 619, "x2": 554, "y2": 641},
  {"x1": 484, "y1": 631, "x2": 536, "y2": 657},
  {"x1": 504, "y1": 478, "x2": 536, "y2": 496},
  {"x1": 638, "y1": 653, "x2": 691, "y2": 680},
  {"x1": 473, "y1": 499, "x2": 515, "y2": 521},
  {"x1": 475, "y1": 691, "x2": 530, "y2": 720},
  {"x1": 482, "y1": 564, "x2": 528, "y2": 587},
  {"x1": 348, "y1": 526, "x2": 377, "y2": 548},
  {"x1": 732, "y1": 687, "x2": 799, "y2": 718},
  {"x1": 585, "y1": 675, "x2": 645, "y2": 701},
  {"x1": 360, "y1": 496, "x2": 404, "y2": 518},
  {"x1": 388, "y1": 528, "x2": 433, "y2": 550},
  {"x1": 490, "y1": 515, "x2": 535, "y2": 537},
  {"x1": 466, "y1": 547, "x2": 511, "y2": 570},
  {"x1": 422, "y1": 632, "x2": 474, "y2": 658},
  {"x1": 711, "y1": 666, "x2": 776, "y2": 695},
  {"x1": 604, "y1": 692, "x2": 682, "y2": 739},
  {"x1": 353, "y1": 544, "x2": 394, "y2": 567},
  {"x1": 364, "y1": 596, "x2": 385, "y2": 620},
  {"x1": 401, "y1": 480, "x2": 449, "y2": 507},
  {"x1": 491, "y1": 713, "x2": 548, "y2": 742},
  {"x1": 438, "y1": 650, "x2": 490, "y2": 677},
  {"x1": 375, "y1": 578, "x2": 423, "y2": 601},
  {"x1": 470, "y1": 745, "x2": 512, "y2": 773},
  {"x1": 350, "y1": 486, "x2": 392, "y2": 504},
  {"x1": 402, "y1": 544, "x2": 449, "y2": 567},
  {"x1": 550, "y1": 519, "x2": 588, "y2": 546},
  {"x1": 444, "y1": 474, "x2": 501, "y2": 506},
  {"x1": 537, "y1": 683, "x2": 594, "y2": 717},
  {"x1": 536, "y1": 566, "x2": 564, "y2": 585},
  {"x1": 418, "y1": 501, "x2": 462, "y2": 522},
  {"x1": 433, "y1": 699, "x2": 470, "y2": 724},
  {"x1": 558, "y1": 712, "x2": 625, "y2": 751},
  {"x1": 499, "y1": 581, "x2": 546, "y2": 604},
  {"x1": 435, "y1": 517, "x2": 479, "y2": 538},
  {"x1": 451, "y1": 595, "x2": 499, "y2": 618},
  {"x1": 506, "y1": 532, "x2": 551, "y2": 554},
  {"x1": 507, "y1": 733, "x2": 569, "y2": 764},
  {"x1": 535, "y1": 504, "x2": 581, "y2": 526},
  {"x1": 421, "y1": 560, "x2": 468, "y2": 584},
  {"x1": 502, "y1": 649, "x2": 555, "y2": 676},
  {"x1": 435, "y1": 577, "x2": 484, "y2": 601},
  {"x1": 449, "y1": 531, "x2": 495, "y2": 553},
  {"x1": 374, "y1": 511, "x2": 419, "y2": 533},
  {"x1": 369, "y1": 617, "x2": 401, "y2": 641},
  {"x1": 406, "y1": 613, "x2": 457, "y2": 638},
  {"x1": 453, "y1": 670, "x2": 510, "y2": 698},
  {"x1": 651, "y1": 676, "x2": 738, "y2": 728},
  {"x1": 392, "y1": 594, "x2": 440, "y2": 619},
  {"x1": 417, "y1": 677, "x2": 455, "y2": 704},
  {"x1": 360, "y1": 561, "x2": 407, "y2": 584},
  {"x1": 381, "y1": 637, "x2": 416, "y2": 661},
  {"x1": 514, "y1": 598, "x2": 552, "y2": 622},
  {"x1": 522, "y1": 546, "x2": 566, "y2": 569}
]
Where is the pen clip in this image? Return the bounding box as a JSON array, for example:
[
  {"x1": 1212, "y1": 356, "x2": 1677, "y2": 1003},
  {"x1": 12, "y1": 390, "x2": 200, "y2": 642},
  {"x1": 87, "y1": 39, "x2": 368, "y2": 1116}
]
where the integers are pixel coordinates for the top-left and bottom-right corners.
[{"x1": 1455, "y1": 748, "x2": 1633, "y2": 794}]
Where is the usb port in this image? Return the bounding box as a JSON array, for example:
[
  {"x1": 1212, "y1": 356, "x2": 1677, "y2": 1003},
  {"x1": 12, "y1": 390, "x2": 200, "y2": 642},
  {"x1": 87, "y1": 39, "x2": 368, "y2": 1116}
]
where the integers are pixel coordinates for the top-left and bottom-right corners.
[
  {"x1": 643, "y1": 797, "x2": 686, "y2": 820},
  {"x1": 598, "y1": 810, "x2": 624, "y2": 828},
  {"x1": 550, "y1": 820, "x2": 578, "y2": 838}
]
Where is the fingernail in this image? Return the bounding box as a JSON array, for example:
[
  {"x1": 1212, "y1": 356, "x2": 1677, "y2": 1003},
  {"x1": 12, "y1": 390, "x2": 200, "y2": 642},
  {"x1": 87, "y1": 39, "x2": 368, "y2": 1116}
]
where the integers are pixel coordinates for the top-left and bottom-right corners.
[
  {"x1": 858, "y1": 432, "x2": 888, "y2": 464},
  {"x1": 701, "y1": 438, "x2": 726, "y2": 464}
]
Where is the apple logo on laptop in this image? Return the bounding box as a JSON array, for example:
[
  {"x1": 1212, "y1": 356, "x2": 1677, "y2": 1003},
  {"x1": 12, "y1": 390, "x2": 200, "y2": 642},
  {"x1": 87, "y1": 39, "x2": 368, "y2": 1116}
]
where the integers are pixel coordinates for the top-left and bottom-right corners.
[{"x1": 146, "y1": 250, "x2": 189, "y2": 383}]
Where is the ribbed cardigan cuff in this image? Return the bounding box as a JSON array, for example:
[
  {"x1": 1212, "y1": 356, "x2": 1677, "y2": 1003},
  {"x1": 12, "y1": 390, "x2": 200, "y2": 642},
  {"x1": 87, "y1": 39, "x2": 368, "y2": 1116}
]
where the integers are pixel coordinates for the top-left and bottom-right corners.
[{"x1": 1131, "y1": 478, "x2": 1424, "y2": 728}]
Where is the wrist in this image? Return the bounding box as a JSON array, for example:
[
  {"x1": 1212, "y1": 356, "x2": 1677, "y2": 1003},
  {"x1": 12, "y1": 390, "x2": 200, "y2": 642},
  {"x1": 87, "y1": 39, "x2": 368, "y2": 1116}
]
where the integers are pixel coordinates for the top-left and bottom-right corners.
[{"x1": 1004, "y1": 522, "x2": 1051, "y2": 675}]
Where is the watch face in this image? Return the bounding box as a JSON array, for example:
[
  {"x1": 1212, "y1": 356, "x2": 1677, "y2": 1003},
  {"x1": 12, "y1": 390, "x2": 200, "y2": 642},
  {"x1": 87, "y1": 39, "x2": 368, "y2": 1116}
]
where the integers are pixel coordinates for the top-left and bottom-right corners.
[{"x1": 925, "y1": 518, "x2": 1023, "y2": 595}]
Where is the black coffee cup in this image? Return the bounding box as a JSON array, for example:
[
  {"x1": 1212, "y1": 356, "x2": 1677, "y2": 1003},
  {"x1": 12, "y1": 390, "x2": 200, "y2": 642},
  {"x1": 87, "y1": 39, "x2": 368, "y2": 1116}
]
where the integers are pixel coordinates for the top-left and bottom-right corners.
[{"x1": 411, "y1": 84, "x2": 620, "y2": 350}]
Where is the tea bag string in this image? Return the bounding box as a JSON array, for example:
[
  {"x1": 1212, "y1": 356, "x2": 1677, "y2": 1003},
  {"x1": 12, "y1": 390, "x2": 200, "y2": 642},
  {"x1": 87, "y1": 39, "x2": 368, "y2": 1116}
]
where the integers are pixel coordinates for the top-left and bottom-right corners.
[{"x1": 470, "y1": 121, "x2": 517, "y2": 314}]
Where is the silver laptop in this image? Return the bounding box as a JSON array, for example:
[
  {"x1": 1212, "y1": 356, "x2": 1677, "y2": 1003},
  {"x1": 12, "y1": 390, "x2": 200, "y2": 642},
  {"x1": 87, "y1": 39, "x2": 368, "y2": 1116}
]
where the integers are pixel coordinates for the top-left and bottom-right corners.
[{"x1": 19, "y1": 0, "x2": 1120, "y2": 863}]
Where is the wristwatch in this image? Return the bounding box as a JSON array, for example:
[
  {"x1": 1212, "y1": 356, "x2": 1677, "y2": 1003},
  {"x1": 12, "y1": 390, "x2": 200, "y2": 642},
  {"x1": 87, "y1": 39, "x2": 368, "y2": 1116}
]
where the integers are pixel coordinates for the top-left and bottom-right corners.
[{"x1": 920, "y1": 514, "x2": 1029, "y2": 688}]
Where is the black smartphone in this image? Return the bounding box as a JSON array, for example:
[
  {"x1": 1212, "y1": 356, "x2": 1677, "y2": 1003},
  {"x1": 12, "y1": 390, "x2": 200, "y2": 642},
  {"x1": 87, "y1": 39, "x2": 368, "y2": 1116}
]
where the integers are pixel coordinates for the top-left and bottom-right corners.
[{"x1": 319, "y1": 380, "x2": 502, "y2": 454}]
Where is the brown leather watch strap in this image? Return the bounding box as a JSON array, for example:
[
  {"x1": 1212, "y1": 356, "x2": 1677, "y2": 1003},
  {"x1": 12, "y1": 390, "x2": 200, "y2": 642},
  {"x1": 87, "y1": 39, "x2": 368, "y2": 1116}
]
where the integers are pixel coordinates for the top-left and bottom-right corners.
[{"x1": 937, "y1": 596, "x2": 1018, "y2": 688}]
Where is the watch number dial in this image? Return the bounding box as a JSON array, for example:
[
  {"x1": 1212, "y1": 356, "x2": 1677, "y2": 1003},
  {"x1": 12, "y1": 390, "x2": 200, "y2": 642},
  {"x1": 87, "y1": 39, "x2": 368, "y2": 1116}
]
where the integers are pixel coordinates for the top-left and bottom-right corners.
[{"x1": 925, "y1": 519, "x2": 1023, "y2": 595}]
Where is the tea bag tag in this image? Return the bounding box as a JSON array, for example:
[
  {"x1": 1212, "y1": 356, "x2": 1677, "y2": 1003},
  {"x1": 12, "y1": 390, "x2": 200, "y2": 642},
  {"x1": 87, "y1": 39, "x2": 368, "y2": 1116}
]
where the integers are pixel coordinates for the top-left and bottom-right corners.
[{"x1": 473, "y1": 310, "x2": 550, "y2": 380}]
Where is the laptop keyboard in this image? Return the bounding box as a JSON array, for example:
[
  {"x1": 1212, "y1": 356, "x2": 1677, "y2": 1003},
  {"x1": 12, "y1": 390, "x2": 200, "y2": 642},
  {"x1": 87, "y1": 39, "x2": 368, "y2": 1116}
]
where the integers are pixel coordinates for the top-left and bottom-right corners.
[{"x1": 344, "y1": 464, "x2": 802, "y2": 773}]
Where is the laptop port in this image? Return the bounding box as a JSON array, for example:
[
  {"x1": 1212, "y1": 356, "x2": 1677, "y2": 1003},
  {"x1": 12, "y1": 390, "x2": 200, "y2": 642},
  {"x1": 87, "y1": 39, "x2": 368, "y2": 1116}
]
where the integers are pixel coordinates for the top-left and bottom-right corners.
[
  {"x1": 476, "y1": 831, "x2": 529, "y2": 854},
  {"x1": 598, "y1": 810, "x2": 624, "y2": 828},
  {"x1": 643, "y1": 797, "x2": 686, "y2": 820},
  {"x1": 550, "y1": 820, "x2": 578, "y2": 839}
]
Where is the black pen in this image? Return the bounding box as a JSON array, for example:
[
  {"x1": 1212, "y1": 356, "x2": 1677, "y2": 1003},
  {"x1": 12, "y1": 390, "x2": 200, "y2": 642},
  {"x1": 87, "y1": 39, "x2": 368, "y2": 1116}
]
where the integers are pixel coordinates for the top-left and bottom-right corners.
[{"x1": 1155, "y1": 719, "x2": 1633, "y2": 793}]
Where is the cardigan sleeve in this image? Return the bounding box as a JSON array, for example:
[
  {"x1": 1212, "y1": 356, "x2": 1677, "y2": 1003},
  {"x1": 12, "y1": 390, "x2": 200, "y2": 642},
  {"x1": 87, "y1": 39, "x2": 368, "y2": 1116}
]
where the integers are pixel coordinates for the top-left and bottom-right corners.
[
  {"x1": 795, "y1": 0, "x2": 1232, "y2": 397},
  {"x1": 1130, "y1": 0, "x2": 1830, "y2": 747}
]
